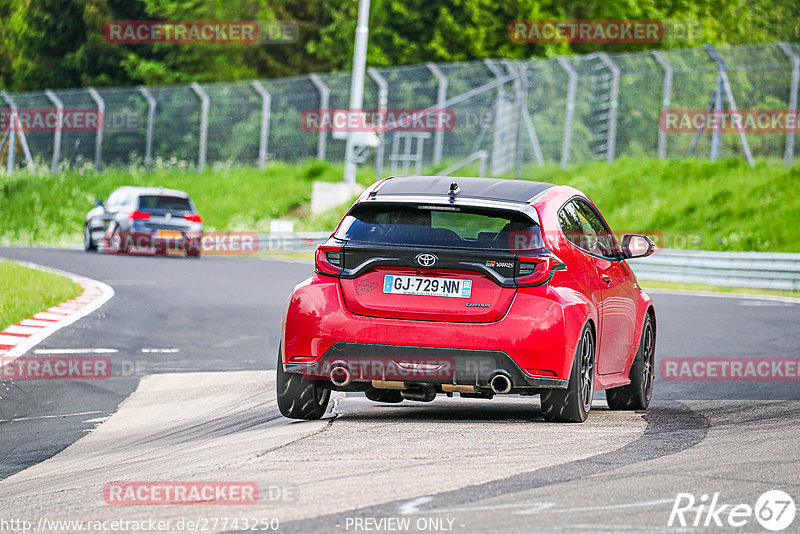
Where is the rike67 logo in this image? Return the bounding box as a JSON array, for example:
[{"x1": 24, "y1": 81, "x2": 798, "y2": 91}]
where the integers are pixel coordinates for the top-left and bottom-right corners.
[{"x1": 669, "y1": 490, "x2": 796, "y2": 531}]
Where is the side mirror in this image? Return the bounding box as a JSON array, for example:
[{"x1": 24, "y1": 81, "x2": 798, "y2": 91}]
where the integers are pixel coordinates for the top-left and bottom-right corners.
[
  {"x1": 621, "y1": 234, "x2": 655, "y2": 259},
  {"x1": 94, "y1": 200, "x2": 104, "y2": 208}
]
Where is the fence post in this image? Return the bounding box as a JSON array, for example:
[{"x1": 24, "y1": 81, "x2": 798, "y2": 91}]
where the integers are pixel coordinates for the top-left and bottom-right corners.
[
  {"x1": 704, "y1": 44, "x2": 754, "y2": 167},
  {"x1": 1, "y1": 91, "x2": 34, "y2": 174},
  {"x1": 367, "y1": 67, "x2": 388, "y2": 181},
  {"x1": 778, "y1": 42, "x2": 799, "y2": 168},
  {"x1": 711, "y1": 73, "x2": 723, "y2": 160},
  {"x1": 1, "y1": 92, "x2": 15, "y2": 175},
  {"x1": 190, "y1": 82, "x2": 209, "y2": 172},
  {"x1": 596, "y1": 53, "x2": 620, "y2": 163},
  {"x1": 501, "y1": 60, "x2": 525, "y2": 178},
  {"x1": 308, "y1": 74, "x2": 329, "y2": 160},
  {"x1": 87, "y1": 87, "x2": 105, "y2": 170},
  {"x1": 485, "y1": 59, "x2": 513, "y2": 175},
  {"x1": 137, "y1": 87, "x2": 157, "y2": 168},
  {"x1": 556, "y1": 57, "x2": 578, "y2": 168},
  {"x1": 426, "y1": 62, "x2": 448, "y2": 167},
  {"x1": 651, "y1": 51, "x2": 673, "y2": 159},
  {"x1": 44, "y1": 90, "x2": 63, "y2": 175},
  {"x1": 250, "y1": 81, "x2": 272, "y2": 170}
]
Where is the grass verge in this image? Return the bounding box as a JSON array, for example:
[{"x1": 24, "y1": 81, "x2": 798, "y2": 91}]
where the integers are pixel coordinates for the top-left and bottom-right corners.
[
  {"x1": 0, "y1": 157, "x2": 798, "y2": 252},
  {"x1": 0, "y1": 261, "x2": 82, "y2": 331},
  {"x1": 0, "y1": 161, "x2": 373, "y2": 247}
]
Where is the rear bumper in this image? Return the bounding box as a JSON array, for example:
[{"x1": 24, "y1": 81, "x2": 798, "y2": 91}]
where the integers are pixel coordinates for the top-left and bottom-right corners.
[
  {"x1": 114, "y1": 230, "x2": 202, "y2": 250},
  {"x1": 282, "y1": 274, "x2": 590, "y2": 388},
  {"x1": 284, "y1": 342, "x2": 569, "y2": 390}
]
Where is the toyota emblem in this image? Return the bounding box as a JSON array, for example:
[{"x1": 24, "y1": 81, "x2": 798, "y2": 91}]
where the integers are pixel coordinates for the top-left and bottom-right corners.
[{"x1": 415, "y1": 253, "x2": 438, "y2": 268}]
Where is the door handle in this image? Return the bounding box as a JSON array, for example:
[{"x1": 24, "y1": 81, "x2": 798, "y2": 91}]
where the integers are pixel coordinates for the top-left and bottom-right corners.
[{"x1": 601, "y1": 275, "x2": 612, "y2": 284}]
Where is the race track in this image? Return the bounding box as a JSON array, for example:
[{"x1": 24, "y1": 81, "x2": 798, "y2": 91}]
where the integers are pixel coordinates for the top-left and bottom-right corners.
[{"x1": 0, "y1": 247, "x2": 798, "y2": 533}]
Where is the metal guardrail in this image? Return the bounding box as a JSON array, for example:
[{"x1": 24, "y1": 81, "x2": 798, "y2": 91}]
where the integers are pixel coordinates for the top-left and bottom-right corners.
[
  {"x1": 257, "y1": 236, "x2": 800, "y2": 291},
  {"x1": 257, "y1": 232, "x2": 330, "y2": 253},
  {"x1": 628, "y1": 249, "x2": 800, "y2": 290}
]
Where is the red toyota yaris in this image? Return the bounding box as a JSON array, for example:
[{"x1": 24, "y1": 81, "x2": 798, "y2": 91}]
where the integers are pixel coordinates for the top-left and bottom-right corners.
[{"x1": 278, "y1": 176, "x2": 656, "y2": 422}]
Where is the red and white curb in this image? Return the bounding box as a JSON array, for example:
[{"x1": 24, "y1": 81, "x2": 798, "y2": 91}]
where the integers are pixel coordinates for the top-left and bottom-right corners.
[{"x1": 0, "y1": 260, "x2": 114, "y2": 363}]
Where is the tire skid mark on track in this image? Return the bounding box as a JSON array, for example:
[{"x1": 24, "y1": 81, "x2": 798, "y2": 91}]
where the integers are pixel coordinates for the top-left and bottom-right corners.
[
  {"x1": 275, "y1": 402, "x2": 710, "y2": 534},
  {"x1": 248, "y1": 397, "x2": 342, "y2": 462}
]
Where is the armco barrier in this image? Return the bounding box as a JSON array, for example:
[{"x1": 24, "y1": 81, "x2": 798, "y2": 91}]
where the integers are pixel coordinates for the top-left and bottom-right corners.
[
  {"x1": 257, "y1": 236, "x2": 800, "y2": 291},
  {"x1": 628, "y1": 249, "x2": 800, "y2": 290},
  {"x1": 257, "y1": 232, "x2": 330, "y2": 253}
]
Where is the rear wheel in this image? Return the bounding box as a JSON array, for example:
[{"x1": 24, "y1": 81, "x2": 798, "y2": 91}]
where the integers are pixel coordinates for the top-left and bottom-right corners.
[
  {"x1": 606, "y1": 315, "x2": 655, "y2": 410},
  {"x1": 83, "y1": 224, "x2": 97, "y2": 252},
  {"x1": 186, "y1": 242, "x2": 201, "y2": 258},
  {"x1": 107, "y1": 225, "x2": 127, "y2": 255},
  {"x1": 541, "y1": 324, "x2": 595, "y2": 423},
  {"x1": 365, "y1": 389, "x2": 403, "y2": 403},
  {"x1": 276, "y1": 348, "x2": 330, "y2": 420}
]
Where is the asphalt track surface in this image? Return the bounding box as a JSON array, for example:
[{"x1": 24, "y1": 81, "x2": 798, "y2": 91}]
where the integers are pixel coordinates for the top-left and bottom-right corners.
[{"x1": 0, "y1": 247, "x2": 798, "y2": 533}]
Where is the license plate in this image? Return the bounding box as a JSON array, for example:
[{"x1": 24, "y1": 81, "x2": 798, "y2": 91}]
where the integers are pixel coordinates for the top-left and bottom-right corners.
[
  {"x1": 383, "y1": 275, "x2": 472, "y2": 298},
  {"x1": 156, "y1": 230, "x2": 182, "y2": 240}
]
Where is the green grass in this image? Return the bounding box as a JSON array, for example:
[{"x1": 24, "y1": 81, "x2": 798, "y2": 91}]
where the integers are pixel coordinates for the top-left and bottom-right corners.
[
  {"x1": 1, "y1": 157, "x2": 798, "y2": 252},
  {"x1": 508, "y1": 157, "x2": 800, "y2": 252},
  {"x1": 0, "y1": 161, "x2": 374, "y2": 247},
  {"x1": 0, "y1": 261, "x2": 82, "y2": 331}
]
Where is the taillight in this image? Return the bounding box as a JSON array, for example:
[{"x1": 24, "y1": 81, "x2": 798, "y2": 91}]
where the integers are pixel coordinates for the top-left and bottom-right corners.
[
  {"x1": 315, "y1": 245, "x2": 343, "y2": 276},
  {"x1": 184, "y1": 213, "x2": 203, "y2": 223},
  {"x1": 516, "y1": 254, "x2": 565, "y2": 287},
  {"x1": 129, "y1": 210, "x2": 151, "y2": 220}
]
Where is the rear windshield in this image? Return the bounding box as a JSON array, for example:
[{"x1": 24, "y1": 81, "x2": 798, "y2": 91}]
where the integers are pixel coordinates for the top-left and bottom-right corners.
[
  {"x1": 137, "y1": 195, "x2": 193, "y2": 212},
  {"x1": 335, "y1": 204, "x2": 543, "y2": 251}
]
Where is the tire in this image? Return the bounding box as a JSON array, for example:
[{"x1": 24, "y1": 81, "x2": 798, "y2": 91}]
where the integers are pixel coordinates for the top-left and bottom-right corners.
[
  {"x1": 606, "y1": 315, "x2": 655, "y2": 411},
  {"x1": 83, "y1": 224, "x2": 97, "y2": 252},
  {"x1": 107, "y1": 225, "x2": 127, "y2": 255},
  {"x1": 186, "y1": 242, "x2": 201, "y2": 258},
  {"x1": 276, "y1": 348, "x2": 330, "y2": 420},
  {"x1": 541, "y1": 324, "x2": 595, "y2": 423},
  {"x1": 365, "y1": 389, "x2": 403, "y2": 403}
]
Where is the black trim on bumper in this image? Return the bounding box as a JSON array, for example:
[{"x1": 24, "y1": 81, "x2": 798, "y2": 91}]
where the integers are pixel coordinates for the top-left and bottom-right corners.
[{"x1": 284, "y1": 342, "x2": 568, "y2": 390}]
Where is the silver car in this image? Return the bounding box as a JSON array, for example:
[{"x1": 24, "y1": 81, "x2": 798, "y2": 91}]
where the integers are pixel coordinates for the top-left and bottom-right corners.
[{"x1": 84, "y1": 186, "x2": 204, "y2": 257}]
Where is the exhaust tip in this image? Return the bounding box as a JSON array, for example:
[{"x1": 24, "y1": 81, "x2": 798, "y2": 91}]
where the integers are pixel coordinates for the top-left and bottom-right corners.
[
  {"x1": 329, "y1": 362, "x2": 351, "y2": 387},
  {"x1": 490, "y1": 372, "x2": 512, "y2": 394}
]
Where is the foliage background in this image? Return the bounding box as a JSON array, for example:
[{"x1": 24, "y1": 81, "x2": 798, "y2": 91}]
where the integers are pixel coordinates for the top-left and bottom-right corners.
[{"x1": 0, "y1": 0, "x2": 798, "y2": 91}]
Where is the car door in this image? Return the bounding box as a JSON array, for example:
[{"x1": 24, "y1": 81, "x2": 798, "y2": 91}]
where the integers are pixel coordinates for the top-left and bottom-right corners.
[{"x1": 571, "y1": 199, "x2": 637, "y2": 375}]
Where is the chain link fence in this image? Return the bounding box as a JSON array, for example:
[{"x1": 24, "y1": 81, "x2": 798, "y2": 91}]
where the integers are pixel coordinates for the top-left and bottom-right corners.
[{"x1": 1, "y1": 42, "x2": 798, "y2": 176}]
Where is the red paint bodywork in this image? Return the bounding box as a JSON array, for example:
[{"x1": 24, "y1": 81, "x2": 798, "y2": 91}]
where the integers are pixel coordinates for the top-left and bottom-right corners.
[{"x1": 282, "y1": 185, "x2": 654, "y2": 390}]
